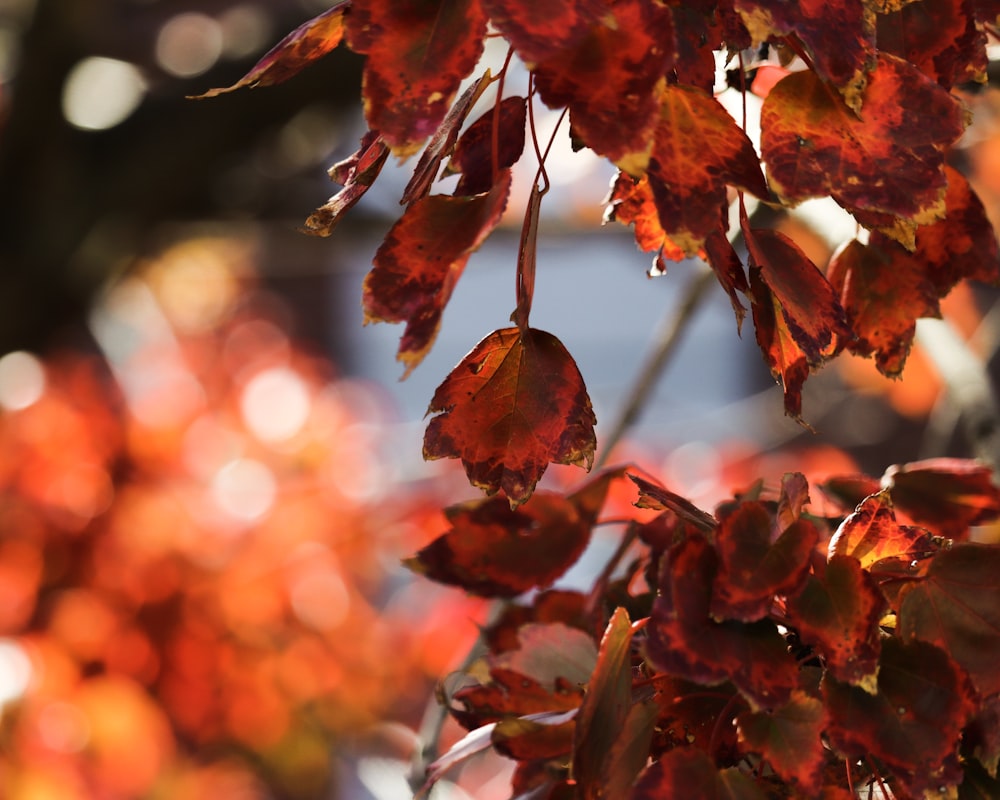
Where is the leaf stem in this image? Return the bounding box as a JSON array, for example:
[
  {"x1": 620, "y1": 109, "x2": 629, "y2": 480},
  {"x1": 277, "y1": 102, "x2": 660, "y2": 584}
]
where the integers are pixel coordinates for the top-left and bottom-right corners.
[{"x1": 490, "y1": 47, "x2": 515, "y2": 187}]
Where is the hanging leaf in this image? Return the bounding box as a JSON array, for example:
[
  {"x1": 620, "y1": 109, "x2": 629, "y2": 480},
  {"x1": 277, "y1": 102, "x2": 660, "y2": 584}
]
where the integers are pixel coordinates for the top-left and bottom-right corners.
[
  {"x1": 884, "y1": 458, "x2": 1000, "y2": 537},
  {"x1": 424, "y1": 327, "x2": 596, "y2": 506},
  {"x1": 302, "y1": 131, "x2": 390, "y2": 236},
  {"x1": 629, "y1": 474, "x2": 718, "y2": 532},
  {"x1": 364, "y1": 170, "x2": 511, "y2": 375},
  {"x1": 897, "y1": 543, "x2": 1000, "y2": 696},
  {"x1": 445, "y1": 96, "x2": 528, "y2": 196},
  {"x1": 481, "y1": 0, "x2": 606, "y2": 66},
  {"x1": 189, "y1": 2, "x2": 349, "y2": 98},
  {"x1": 604, "y1": 172, "x2": 689, "y2": 264},
  {"x1": 737, "y1": 691, "x2": 829, "y2": 789},
  {"x1": 761, "y1": 53, "x2": 966, "y2": 224},
  {"x1": 346, "y1": 0, "x2": 489, "y2": 156}
]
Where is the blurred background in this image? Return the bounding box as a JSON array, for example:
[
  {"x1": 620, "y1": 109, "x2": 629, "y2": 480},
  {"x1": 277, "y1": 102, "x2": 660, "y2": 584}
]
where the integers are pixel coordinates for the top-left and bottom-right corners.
[{"x1": 2, "y1": 1, "x2": 1000, "y2": 797}]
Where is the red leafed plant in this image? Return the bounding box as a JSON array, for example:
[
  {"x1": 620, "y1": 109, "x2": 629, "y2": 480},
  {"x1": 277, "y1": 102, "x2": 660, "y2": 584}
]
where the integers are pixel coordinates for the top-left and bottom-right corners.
[{"x1": 195, "y1": 2, "x2": 1000, "y2": 797}]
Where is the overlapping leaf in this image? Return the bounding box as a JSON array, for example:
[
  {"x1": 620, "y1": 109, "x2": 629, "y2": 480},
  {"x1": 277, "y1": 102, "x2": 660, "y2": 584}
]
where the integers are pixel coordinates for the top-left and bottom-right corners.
[
  {"x1": 631, "y1": 748, "x2": 769, "y2": 800},
  {"x1": 823, "y1": 638, "x2": 975, "y2": 797},
  {"x1": 828, "y1": 490, "x2": 940, "y2": 569},
  {"x1": 190, "y1": 2, "x2": 348, "y2": 98},
  {"x1": 604, "y1": 172, "x2": 688, "y2": 263},
  {"x1": 481, "y1": 0, "x2": 605, "y2": 66},
  {"x1": 445, "y1": 96, "x2": 527, "y2": 195},
  {"x1": 646, "y1": 85, "x2": 769, "y2": 254},
  {"x1": 746, "y1": 227, "x2": 849, "y2": 422},
  {"x1": 346, "y1": 0, "x2": 489, "y2": 155},
  {"x1": 876, "y1": 0, "x2": 987, "y2": 87},
  {"x1": 302, "y1": 131, "x2": 390, "y2": 236},
  {"x1": 646, "y1": 534, "x2": 799, "y2": 709},
  {"x1": 785, "y1": 555, "x2": 885, "y2": 686},
  {"x1": 897, "y1": 543, "x2": 1000, "y2": 696},
  {"x1": 424, "y1": 327, "x2": 596, "y2": 506},
  {"x1": 364, "y1": 171, "x2": 511, "y2": 375},
  {"x1": 761, "y1": 53, "x2": 966, "y2": 224},
  {"x1": 737, "y1": 690, "x2": 828, "y2": 789}
]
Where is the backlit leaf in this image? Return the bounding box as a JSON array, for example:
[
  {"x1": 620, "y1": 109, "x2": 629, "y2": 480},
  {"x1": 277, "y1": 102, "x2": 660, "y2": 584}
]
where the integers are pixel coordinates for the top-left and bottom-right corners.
[
  {"x1": 785, "y1": 555, "x2": 884, "y2": 686},
  {"x1": 828, "y1": 490, "x2": 940, "y2": 569},
  {"x1": 446, "y1": 96, "x2": 527, "y2": 196},
  {"x1": 347, "y1": 0, "x2": 489, "y2": 156},
  {"x1": 646, "y1": 85, "x2": 769, "y2": 254},
  {"x1": 897, "y1": 543, "x2": 1000, "y2": 696},
  {"x1": 761, "y1": 53, "x2": 966, "y2": 223},
  {"x1": 630, "y1": 748, "x2": 769, "y2": 800},
  {"x1": 703, "y1": 227, "x2": 750, "y2": 331},
  {"x1": 604, "y1": 172, "x2": 688, "y2": 264},
  {"x1": 629, "y1": 474, "x2": 718, "y2": 532},
  {"x1": 302, "y1": 131, "x2": 390, "y2": 236},
  {"x1": 424, "y1": 327, "x2": 596, "y2": 506},
  {"x1": 823, "y1": 638, "x2": 975, "y2": 797},
  {"x1": 481, "y1": 0, "x2": 606, "y2": 66},
  {"x1": 737, "y1": 690, "x2": 828, "y2": 788},
  {"x1": 189, "y1": 3, "x2": 348, "y2": 98},
  {"x1": 364, "y1": 171, "x2": 511, "y2": 375},
  {"x1": 646, "y1": 534, "x2": 799, "y2": 709}
]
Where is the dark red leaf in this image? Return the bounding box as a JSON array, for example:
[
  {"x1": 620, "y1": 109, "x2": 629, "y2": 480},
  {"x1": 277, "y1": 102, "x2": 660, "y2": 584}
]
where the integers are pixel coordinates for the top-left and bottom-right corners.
[
  {"x1": 776, "y1": 472, "x2": 810, "y2": 531},
  {"x1": 649, "y1": 677, "x2": 743, "y2": 761},
  {"x1": 964, "y1": 695, "x2": 1000, "y2": 777},
  {"x1": 402, "y1": 72, "x2": 493, "y2": 204},
  {"x1": 646, "y1": 534, "x2": 799, "y2": 709},
  {"x1": 347, "y1": 0, "x2": 489, "y2": 156},
  {"x1": 604, "y1": 172, "x2": 689, "y2": 264},
  {"x1": 574, "y1": 609, "x2": 657, "y2": 800},
  {"x1": 761, "y1": 53, "x2": 966, "y2": 224},
  {"x1": 670, "y1": 4, "x2": 732, "y2": 93},
  {"x1": 703, "y1": 227, "x2": 750, "y2": 331},
  {"x1": 424, "y1": 327, "x2": 596, "y2": 506},
  {"x1": 630, "y1": 747, "x2": 769, "y2": 800},
  {"x1": 364, "y1": 170, "x2": 511, "y2": 375},
  {"x1": 897, "y1": 543, "x2": 1000, "y2": 696},
  {"x1": 735, "y1": 0, "x2": 876, "y2": 109},
  {"x1": 484, "y1": 590, "x2": 591, "y2": 654},
  {"x1": 646, "y1": 85, "x2": 769, "y2": 254},
  {"x1": 629, "y1": 474, "x2": 718, "y2": 532},
  {"x1": 785, "y1": 555, "x2": 885, "y2": 687},
  {"x1": 820, "y1": 474, "x2": 884, "y2": 512},
  {"x1": 446, "y1": 96, "x2": 527, "y2": 196},
  {"x1": 189, "y1": 2, "x2": 348, "y2": 98},
  {"x1": 877, "y1": 0, "x2": 987, "y2": 88},
  {"x1": 481, "y1": 0, "x2": 605, "y2": 66},
  {"x1": 710, "y1": 501, "x2": 818, "y2": 622},
  {"x1": 884, "y1": 458, "x2": 1000, "y2": 537},
  {"x1": 737, "y1": 690, "x2": 829, "y2": 789},
  {"x1": 823, "y1": 638, "x2": 975, "y2": 797},
  {"x1": 302, "y1": 131, "x2": 390, "y2": 236}
]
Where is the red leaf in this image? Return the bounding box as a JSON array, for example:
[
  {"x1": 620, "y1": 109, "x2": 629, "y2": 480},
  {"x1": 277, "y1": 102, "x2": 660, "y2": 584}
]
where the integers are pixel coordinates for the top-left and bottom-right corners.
[
  {"x1": 529, "y1": 0, "x2": 676, "y2": 162},
  {"x1": 710, "y1": 501, "x2": 818, "y2": 622},
  {"x1": 737, "y1": 690, "x2": 829, "y2": 789},
  {"x1": 746, "y1": 227, "x2": 848, "y2": 422},
  {"x1": 876, "y1": 0, "x2": 987, "y2": 88},
  {"x1": 828, "y1": 490, "x2": 940, "y2": 570},
  {"x1": 785, "y1": 555, "x2": 884, "y2": 687},
  {"x1": 364, "y1": 171, "x2": 511, "y2": 375},
  {"x1": 484, "y1": 589, "x2": 591, "y2": 653},
  {"x1": 823, "y1": 638, "x2": 975, "y2": 797},
  {"x1": 481, "y1": 0, "x2": 605, "y2": 66},
  {"x1": 405, "y1": 473, "x2": 615, "y2": 597},
  {"x1": 645, "y1": 85, "x2": 769, "y2": 254},
  {"x1": 604, "y1": 172, "x2": 689, "y2": 264},
  {"x1": 761, "y1": 53, "x2": 966, "y2": 223},
  {"x1": 402, "y1": 72, "x2": 493, "y2": 204},
  {"x1": 776, "y1": 472, "x2": 810, "y2": 531},
  {"x1": 703, "y1": 227, "x2": 750, "y2": 332},
  {"x1": 897, "y1": 543, "x2": 1000, "y2": 696},
  {"x1": 189, "y1": 2, "x2": 348, "y2": 98},
  {"x1": 424, "y1": 327, "x2": 596, "y2": 506},
  {"x1": 735, "y1": 0, "x2": 876, "y2": 109},
  {"x1": 574, "y1": 609, "x2": 657, "y2": 800},
  {"x1": 631, "y1": 748, "x2": 769, "y2": 800},
  {"x1": 884, "y1": 458, "x2": 1000, "y2": 537},
  {"x1": 347, "y1": 0, "x2": 489, "y2": 156},
  {"x1": 446, "y1": 96, "x2": 528, "y2": 196},
  {"x1": 629, "y1": 474, "x2": 718, "y2": 532},
  {"x1": 302, "y1": 131, "x2": 390, "y2": 236},
  {"x1": 646, "y1": 534, "x2": 799, "y2": 709},
  {"x1": 828, "y1": 167, "x2": 1000, "y2": 375}
]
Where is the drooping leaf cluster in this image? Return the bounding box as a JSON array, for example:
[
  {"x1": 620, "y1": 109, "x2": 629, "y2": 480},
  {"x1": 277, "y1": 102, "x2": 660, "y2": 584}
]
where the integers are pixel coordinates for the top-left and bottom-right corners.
[{"x1": 194, "y1": 1, "x2": 1000, "y2": 797}]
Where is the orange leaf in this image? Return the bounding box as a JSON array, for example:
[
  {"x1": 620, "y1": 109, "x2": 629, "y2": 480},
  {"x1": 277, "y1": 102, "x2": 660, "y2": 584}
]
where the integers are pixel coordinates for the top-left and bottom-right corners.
[{"x1": 423, "y1": 327, "x2": 596, "y2": 506}]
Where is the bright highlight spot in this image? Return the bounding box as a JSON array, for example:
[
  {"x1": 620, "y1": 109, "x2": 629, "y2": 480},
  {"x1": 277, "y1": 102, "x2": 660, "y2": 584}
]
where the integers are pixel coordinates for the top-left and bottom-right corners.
[
  {"x1": 0, "y1": 639, "x2": 31, "y2": 706},
  {"x1": 211, "y1": 458, "x2": 276, "y2": 522},
  {"x1": 62, "y1": 57, "x2": 146, "y2": 131},
  {"x1": 156, "y1": 12, "x2": 223, "y2": 78},
  {"x1": 0, "y1": 351, "x2": 45, "y2": 411},
  {"x1": 241, "y1": 367, "x2": 311, "y2": 443}
]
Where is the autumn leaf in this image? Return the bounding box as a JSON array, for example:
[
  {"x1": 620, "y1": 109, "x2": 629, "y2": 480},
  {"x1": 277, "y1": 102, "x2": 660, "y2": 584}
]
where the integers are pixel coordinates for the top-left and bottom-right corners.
[
  {"x1": 897, "y1": 543, "x2": 1000, "y2": 696},
  {"x1": 645, "y1": 84, "x2": 769, "y2": 255},
  {"x1": 189, "y1": 2, "x2": 348, "y2": 98},
  {"x1": 735, "y1": 0, "x2": 876, "y2": 110},
  {"x1": 737, "y1": 690, "x2": 829, "y2": 789},
  {"x1": 761, "y1": 53, "x2": 966, "y2": 224},
  {"x1": 302, "y1": 131, "x2": 390, "y2": 236},
  {"x1": 631, "y1": 747, "x2": 769, "y2": 800},
  {"x1": 823, "y1": 638, "x2": 975, "y2": 797},
  {"x1": 884, "y1": 458, "x2": 1000, "y2": 537},
  {"x1": 481, "y1": 0, "x2": 605, "y2": 66},
  {"x1": 604, "y1": 172, "x2": 689, "y2": 264},
  {"x1": 746, "y1": 227, "x2": 848, "y2": 422},
  {"x1": 827, "y1": 490, "x2": 941, "y2": 569},
  {"x1": 445, "y1": 96, "x2": 527, "y2": 196},
  {"x1": 785, "y1": 555, "x2": 885, "y2": 687},
  {"x1": 484, "y1": 589, "x2": 591, "y2": 653},
  {"x1": 424, "y1": 327, "x2": 596, "y2": 507},
  {"x1": 876, "y1": 0, "x2": 987, "y2": 87},
  {"x1": 703, "y1": 227, "x2": 750, "y2": 331},
  {"x1": 629, "y1": 473, "x2": 718, "y2": 532},
  {"x1": 364, "y1": 171, "x2": 511, "y2": 375},
  {"x1": 346, "y1": 0, "x2": 489, "y2": 156}
]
